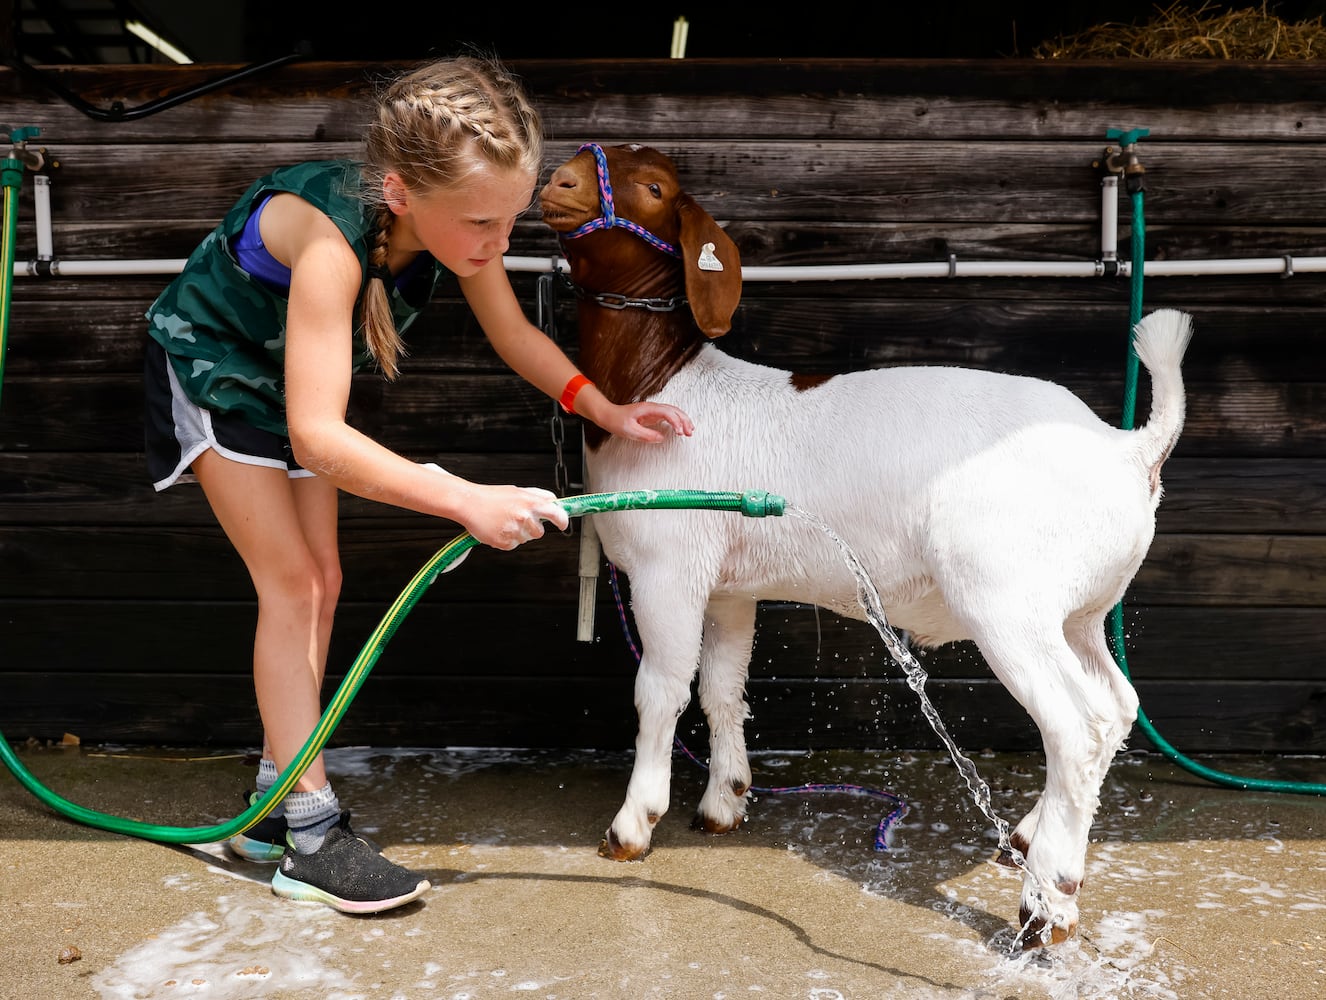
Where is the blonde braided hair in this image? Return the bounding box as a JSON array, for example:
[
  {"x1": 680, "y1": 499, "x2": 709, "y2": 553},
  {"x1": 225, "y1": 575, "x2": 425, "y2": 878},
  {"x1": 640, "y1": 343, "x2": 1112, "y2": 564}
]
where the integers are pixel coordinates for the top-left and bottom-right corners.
[{"x1": 359, "y1": 56, "x2": 542, "y2": 378}]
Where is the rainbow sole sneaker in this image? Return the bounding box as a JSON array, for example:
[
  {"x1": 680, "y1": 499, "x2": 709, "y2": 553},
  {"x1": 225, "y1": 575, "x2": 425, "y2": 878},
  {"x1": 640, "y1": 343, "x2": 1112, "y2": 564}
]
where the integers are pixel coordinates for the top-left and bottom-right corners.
[{"x1": 270, "y1": 812, "x2": 430, "y2": 914}]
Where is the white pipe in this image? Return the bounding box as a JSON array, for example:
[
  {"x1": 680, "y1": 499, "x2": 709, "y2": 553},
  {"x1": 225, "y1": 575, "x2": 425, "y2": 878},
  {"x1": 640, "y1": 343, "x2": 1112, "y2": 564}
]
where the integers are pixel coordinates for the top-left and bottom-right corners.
[
  {"x1": 33, "y1": 176, "x2": 53, "y2": 261},
  {"x1": 505, "y1": 255, "x2": 568, "y2": 274},
  {"x1": 1123, "y1": 256, "x2": 1326, "y2": 277},
  {"x1": 15, "y1": 259, "x2": 189, "y2": 276},
  {"x1": 509, "y1": 254, "x2": 1326, "y2": 280},
  {"x1": 1100, "y1": 175, "x2": 1119, "y2": 261},
  {"x1": 13, "y1": 254, "x2": 1326, "y2": 281},
  {"x1": 741, "y1": 260, "x2": 1110, "y2": 280}
]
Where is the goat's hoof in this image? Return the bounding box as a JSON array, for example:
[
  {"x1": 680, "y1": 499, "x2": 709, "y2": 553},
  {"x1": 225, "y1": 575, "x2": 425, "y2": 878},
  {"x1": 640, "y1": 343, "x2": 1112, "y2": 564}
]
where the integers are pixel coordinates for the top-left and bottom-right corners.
[
  {"x1": 690, "y1": 811, "x2": 743, "y2": 835},
  {"x1": 598, "y1": 828, "x2": 648, "y2": 862},
  {"x1": 1013, "y1": 905, "x2": 1076, "y2": 951}
]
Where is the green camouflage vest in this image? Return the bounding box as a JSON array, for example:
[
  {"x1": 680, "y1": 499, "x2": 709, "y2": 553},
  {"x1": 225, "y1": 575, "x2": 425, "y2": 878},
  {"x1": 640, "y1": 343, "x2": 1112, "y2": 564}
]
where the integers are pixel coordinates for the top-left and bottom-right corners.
[{"x1": 145, "y1": 159, "x2": 444, "y2": 436}]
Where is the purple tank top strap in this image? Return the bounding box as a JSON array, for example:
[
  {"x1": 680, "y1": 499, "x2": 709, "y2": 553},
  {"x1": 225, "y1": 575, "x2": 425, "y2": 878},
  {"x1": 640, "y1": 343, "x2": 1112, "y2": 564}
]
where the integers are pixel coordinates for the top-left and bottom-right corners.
[{"x1": 233, "y1": 193, "x2": 292, "y2": 291}]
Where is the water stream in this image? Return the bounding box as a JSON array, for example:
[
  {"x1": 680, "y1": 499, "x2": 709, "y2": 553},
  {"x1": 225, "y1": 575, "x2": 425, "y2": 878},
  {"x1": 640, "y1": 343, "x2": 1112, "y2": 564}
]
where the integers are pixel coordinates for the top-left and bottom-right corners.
[{"x1": 784, "y1": 504, "x2": 1029, "y2": 878}]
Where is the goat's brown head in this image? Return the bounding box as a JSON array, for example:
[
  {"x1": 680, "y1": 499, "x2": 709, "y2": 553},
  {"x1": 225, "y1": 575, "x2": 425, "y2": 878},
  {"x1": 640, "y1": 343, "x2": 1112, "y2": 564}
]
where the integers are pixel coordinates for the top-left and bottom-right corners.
[{"x1": 539, "y1": 143, "x2": 742, "y2": 338}]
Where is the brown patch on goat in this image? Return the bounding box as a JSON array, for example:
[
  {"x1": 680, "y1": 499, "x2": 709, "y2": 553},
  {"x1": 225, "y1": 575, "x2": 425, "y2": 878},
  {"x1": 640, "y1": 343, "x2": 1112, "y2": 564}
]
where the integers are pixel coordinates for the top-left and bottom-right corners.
[
  {"x1": 790, "y1": 372, "x2": 834, "y2": 392},
  {"x1": 995, "y1": 829, "x2": 1033, "y2": 868},
  {"x1": 730, "y1": 778, "x2": 749, "y2": 796}
]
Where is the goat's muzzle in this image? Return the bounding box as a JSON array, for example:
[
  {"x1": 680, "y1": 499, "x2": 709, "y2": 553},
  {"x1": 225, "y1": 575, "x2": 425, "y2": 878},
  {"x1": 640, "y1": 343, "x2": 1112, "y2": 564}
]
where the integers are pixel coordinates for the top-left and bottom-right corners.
[{"x1": 538, "y1": 160, "x2": 597, "y2": 233}]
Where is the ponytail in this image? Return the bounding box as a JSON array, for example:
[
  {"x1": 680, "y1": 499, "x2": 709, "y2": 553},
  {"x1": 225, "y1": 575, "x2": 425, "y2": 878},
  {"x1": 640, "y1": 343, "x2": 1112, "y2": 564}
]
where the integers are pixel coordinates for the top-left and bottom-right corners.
[{"x1": 361, "y1": 205, "x2": 405, "y2": 379}]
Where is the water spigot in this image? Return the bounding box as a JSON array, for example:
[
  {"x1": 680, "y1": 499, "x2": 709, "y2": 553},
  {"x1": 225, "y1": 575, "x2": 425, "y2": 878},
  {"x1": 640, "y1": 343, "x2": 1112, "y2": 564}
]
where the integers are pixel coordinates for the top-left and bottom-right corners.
[
  {"x1": 1100, "y1": 127, "x2": 1149, "y2": 194},
  {"x1": 2, "y1": 125, "x2": 44, "y2": 185}
]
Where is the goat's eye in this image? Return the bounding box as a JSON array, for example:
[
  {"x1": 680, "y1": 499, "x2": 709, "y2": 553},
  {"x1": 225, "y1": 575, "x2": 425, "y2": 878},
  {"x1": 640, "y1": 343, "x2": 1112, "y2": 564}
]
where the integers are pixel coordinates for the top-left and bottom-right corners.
[{"x1": 648, "y1": 183, "x2": 662, "y2": 198}]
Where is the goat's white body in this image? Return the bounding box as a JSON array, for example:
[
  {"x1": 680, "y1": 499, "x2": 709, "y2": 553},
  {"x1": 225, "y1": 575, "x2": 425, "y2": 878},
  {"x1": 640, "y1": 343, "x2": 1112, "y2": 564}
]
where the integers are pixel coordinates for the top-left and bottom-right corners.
[
  {"x1": 584, "y1": 309, "x2": 1191, "y2": 945},
  {"x1": 592, "y1": 349, "x2": 1156, "y2": 641}
]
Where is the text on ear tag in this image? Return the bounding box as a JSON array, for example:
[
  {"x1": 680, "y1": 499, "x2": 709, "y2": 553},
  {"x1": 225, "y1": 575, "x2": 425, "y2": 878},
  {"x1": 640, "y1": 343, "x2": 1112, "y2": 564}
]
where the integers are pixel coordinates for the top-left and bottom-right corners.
[{"x1": 697, "y1": 242, "x2": 724, "y2": 272}]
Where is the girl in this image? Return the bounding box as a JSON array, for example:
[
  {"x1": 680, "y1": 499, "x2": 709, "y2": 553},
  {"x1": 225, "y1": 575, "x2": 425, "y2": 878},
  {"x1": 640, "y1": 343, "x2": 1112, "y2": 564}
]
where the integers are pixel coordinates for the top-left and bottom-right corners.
[{"x1": 143, "y1": 55, "x2": 692, "y2": 914}]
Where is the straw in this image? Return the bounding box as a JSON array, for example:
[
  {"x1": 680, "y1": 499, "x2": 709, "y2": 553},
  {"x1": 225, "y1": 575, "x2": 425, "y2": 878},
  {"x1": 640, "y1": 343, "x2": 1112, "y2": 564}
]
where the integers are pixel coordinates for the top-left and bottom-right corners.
[{"x1": 1034, "y1": 2, "x2": 1326, "y2": 60}]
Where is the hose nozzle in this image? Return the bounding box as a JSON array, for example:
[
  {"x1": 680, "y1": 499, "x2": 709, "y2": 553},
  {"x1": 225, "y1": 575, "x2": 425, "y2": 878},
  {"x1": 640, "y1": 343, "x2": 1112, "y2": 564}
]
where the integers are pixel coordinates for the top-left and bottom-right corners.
[{"x1": 740, "y1": 490, "x2": 786, "y2": 517}]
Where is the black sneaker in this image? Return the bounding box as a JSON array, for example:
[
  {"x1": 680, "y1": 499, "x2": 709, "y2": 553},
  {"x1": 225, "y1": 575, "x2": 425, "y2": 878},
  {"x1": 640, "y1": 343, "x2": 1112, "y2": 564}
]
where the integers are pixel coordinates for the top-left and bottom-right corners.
[
  {"x1": 270, "y1": 812, "x2": 430, "y2": 914},
  {"x1": 227, "y1": 790, "x2": 288, "y2": 863}
]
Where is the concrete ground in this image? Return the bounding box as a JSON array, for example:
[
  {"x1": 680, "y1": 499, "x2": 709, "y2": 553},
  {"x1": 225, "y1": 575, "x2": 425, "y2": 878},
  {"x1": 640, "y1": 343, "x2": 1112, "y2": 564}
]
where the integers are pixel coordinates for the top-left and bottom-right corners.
[{"x1": 2, "y1": 741, "x2": 1324, "y2": 1000}]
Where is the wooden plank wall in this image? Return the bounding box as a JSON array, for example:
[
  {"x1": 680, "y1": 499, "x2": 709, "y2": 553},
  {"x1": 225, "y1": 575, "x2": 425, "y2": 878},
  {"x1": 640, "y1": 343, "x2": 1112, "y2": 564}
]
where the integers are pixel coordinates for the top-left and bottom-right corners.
[{"x1": 0, "y1": 60, "x2": 1322, "y2": 756}]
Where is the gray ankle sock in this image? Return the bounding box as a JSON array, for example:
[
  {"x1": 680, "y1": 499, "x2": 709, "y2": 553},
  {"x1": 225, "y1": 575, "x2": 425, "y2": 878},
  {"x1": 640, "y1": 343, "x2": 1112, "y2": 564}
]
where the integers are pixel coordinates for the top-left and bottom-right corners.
[
  {"x1": 285, "y1": 783, "x2": 341, "y2": 854},
  {"x1": 255, "y1": 758, "x2": 285, "y2": 818}
]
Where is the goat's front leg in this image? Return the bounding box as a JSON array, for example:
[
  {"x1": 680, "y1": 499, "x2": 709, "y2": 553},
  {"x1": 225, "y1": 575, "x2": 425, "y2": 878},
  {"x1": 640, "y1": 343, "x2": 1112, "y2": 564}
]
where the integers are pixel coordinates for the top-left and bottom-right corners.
[
  {"x1": 693, "y1": 595, "x2": 758, "y2": 835},
  {"x1": 600, "y1": 582, "x2": 708, "y2": 861}
]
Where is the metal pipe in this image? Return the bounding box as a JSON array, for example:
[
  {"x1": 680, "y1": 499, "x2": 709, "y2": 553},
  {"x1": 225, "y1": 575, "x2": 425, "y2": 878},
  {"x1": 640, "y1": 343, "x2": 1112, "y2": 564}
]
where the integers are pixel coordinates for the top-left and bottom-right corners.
[
  {"x1": 1100, "y1": 174, "x2": 1119, "y2": 262},
  {"x1": 744, "y1": 260, "x2": 1109, "y2": 280},
  {"x1": 1125, "y1": 256, "x2": 1325, "y2": 277},
  {"x1": 12, "y1": 253, "x2": 1326, "y2": 281},
  {"x1": 15, "y1": 258, "x2": 188, "y2": 276},
  {"x1": 33, "y1": 175, "x2": 52, "y2": 261}
]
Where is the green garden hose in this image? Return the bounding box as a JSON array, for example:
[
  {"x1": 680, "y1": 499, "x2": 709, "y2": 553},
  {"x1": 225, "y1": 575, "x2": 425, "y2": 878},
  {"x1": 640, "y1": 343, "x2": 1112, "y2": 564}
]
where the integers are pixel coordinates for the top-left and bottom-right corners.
[
  {"x1": 0, "y1": 489, "x2": 785, "y2": 844},
  {"x1": 0, "y1": 137, "x2": 27, "y2": 410},
  {"x1": 1111, "y1": 176, "x2": 1324, "y2": 796}
]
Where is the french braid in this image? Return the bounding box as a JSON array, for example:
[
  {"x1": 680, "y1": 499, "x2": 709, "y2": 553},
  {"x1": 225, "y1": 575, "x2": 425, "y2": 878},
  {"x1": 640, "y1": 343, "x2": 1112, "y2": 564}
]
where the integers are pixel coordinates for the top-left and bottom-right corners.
[{"x1": 359, "y1": 56, "x2": 542, "y2": 379}]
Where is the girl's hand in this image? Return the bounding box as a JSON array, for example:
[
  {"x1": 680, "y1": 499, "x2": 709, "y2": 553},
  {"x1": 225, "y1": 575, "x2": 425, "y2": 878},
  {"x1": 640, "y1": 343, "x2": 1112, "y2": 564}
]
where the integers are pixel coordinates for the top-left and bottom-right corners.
[
  {"x1": 464, "y1": 484, "x2": 569, "y2": 550},
  {"x1": 600, "y1": 401, "x2": 695, "y2": 443}
]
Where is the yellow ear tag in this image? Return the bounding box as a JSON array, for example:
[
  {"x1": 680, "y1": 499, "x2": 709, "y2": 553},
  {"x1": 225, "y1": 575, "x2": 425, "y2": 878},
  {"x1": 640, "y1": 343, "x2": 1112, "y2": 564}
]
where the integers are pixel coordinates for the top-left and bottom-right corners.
[{"x1": 697, "y1": 242, "x2": 724, "y2": 272}]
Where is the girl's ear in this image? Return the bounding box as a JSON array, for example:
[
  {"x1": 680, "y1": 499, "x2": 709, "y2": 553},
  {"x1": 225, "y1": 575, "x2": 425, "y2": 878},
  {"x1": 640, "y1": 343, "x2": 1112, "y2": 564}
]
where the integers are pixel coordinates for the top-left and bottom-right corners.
[{"x1": 383, "y1": 173, "x2": 410, "y2": 216}]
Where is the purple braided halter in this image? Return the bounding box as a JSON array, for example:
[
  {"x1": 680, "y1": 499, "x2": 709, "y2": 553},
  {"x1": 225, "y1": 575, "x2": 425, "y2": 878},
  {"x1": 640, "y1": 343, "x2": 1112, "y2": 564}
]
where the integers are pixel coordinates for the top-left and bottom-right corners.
[{"x1": 560, "y1": 143, "x2": 682, "y2": 259}]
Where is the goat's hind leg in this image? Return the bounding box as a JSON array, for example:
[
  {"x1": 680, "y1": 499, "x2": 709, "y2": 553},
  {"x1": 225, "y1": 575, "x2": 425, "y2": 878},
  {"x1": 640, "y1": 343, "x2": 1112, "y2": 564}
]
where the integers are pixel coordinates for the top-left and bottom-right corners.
[
  {"x1": 971, "y1": 616, "x2": 1116, "y2": 949},
  {"x1": 1067, "y1": 612, "x2": 1140, "y2": 771},
  {"x1": 993, "y1": 613, "x2": 1139, "y2": 877},
  {"x1": 692, "y1": 595, "x2": 758, "y2": 835},
  {"x1": 600, "y1": 582, "x2": 708, "y2": 861}
]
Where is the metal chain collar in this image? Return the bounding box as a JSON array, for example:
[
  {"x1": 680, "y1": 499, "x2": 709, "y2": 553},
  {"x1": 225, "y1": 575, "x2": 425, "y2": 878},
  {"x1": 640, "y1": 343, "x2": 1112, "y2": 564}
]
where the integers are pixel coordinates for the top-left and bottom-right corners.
[{"x1": 572, "y1": 286, "x2": 686, "y2": 312}]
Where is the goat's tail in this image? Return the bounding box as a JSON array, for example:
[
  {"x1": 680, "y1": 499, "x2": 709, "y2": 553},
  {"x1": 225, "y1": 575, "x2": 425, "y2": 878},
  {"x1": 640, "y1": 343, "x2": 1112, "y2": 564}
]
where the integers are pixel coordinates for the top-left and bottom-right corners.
[{"x1": 1129, "y1": 308, "x2": 1193, "y2": 473}]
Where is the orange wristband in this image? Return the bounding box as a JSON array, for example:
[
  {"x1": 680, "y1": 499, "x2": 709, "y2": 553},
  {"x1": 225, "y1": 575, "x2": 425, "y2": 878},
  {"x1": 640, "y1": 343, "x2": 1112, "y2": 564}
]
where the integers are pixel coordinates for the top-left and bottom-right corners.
[{"x1": 559, "y1": 374, "x2": 593, "y2": 414}]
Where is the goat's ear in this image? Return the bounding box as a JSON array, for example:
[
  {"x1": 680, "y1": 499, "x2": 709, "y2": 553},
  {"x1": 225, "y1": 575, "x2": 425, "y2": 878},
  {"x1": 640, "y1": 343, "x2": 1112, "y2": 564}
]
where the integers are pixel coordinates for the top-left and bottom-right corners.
[{"x1": 676, "y1": 193, "x2": 742, "y2": 338}]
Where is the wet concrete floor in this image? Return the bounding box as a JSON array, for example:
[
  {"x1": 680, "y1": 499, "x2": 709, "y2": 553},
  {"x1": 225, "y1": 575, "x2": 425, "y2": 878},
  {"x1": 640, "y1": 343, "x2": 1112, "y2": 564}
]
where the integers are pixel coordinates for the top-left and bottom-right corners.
[{"x1": 2, "y1": 741, "x2": 1324, "y2": 999}]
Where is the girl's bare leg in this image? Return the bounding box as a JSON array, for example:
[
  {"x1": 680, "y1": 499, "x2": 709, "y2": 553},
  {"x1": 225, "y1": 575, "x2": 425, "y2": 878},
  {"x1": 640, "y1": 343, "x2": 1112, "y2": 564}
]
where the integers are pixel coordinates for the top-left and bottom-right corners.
[{"x1": 193, "y1": 450, "x2": 341, "y2": 792}]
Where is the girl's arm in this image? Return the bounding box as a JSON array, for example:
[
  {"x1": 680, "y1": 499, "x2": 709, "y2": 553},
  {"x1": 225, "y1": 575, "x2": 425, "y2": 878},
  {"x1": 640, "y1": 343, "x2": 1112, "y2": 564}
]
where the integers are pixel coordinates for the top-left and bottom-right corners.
[
  {"x1": 460, "y1": 262, "x2": 694, "y2": 442},
  {"x1": 271, "y1": 195, "x2": 566, "y2": 548}
]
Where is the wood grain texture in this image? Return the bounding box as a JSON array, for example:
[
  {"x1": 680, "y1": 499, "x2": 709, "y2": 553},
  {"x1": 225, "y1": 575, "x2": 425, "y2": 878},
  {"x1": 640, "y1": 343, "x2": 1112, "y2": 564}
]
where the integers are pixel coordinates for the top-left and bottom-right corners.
[{"x1": 1, "y1": 60, "x2": 1321, "y2": 752}]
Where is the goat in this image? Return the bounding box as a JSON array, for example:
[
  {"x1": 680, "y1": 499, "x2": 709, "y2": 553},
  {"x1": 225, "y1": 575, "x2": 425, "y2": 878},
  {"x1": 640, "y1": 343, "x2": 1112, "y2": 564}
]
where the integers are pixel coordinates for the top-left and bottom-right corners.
[{"x1": 538, "y1": 141, "x2": 1191, "y2": 949}]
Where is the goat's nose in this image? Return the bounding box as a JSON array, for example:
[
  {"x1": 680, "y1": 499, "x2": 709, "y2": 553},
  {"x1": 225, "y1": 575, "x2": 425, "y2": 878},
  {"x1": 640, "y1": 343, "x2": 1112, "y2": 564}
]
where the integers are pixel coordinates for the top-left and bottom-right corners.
[{"x1": 548, "y1": 164, "x2": 579, "y2": 189}]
